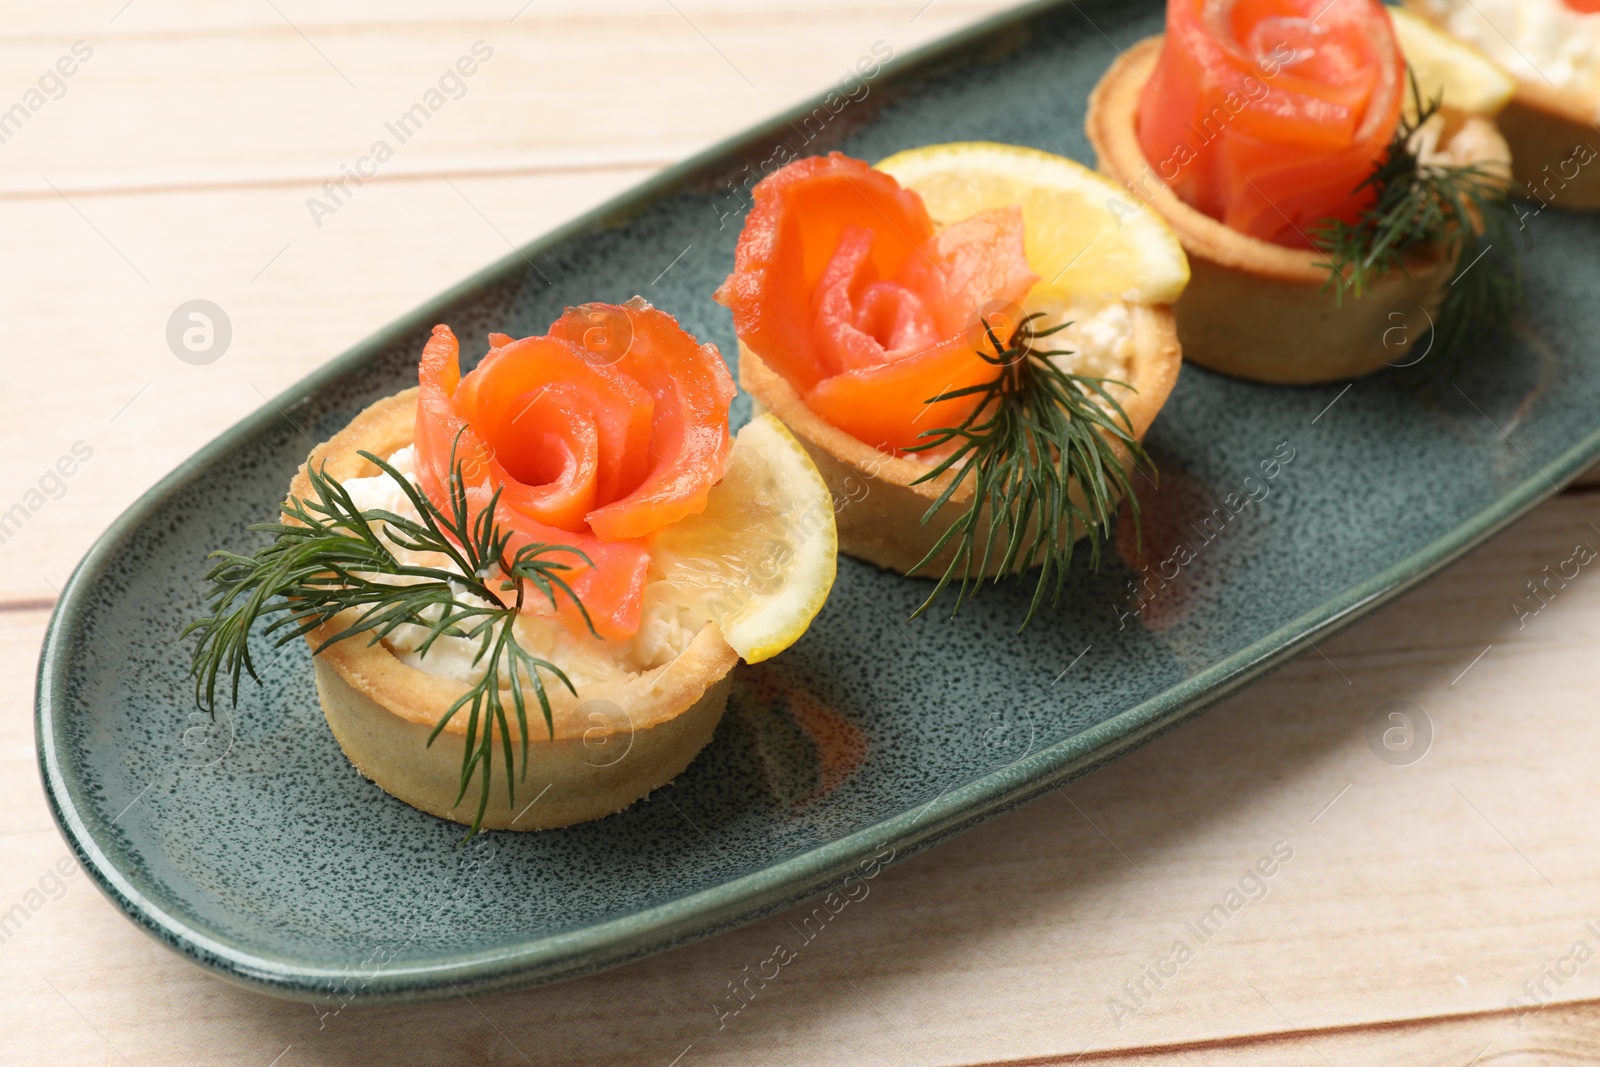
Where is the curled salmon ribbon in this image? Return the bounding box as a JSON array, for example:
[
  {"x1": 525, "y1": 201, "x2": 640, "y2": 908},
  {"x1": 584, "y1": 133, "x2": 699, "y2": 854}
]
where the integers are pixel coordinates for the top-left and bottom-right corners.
[
  {"x1": 715, "y1": 152, "x2": 1036, "y2": 453},
  {"x1": 1138, "y1": 0, "x2": 1404, "y2": 247},
  {"x1": 412, "y1": 297, "x2": 736, "y2": 641}
]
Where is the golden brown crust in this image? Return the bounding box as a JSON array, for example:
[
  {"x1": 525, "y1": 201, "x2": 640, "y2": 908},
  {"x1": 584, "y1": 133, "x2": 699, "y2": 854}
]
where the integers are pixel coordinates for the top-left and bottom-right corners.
[
  {"x1": 290, "y1": 390, "x2": 739, "y2": 830},
  {"x1": 1485, "y1": 79, "x2": 1600, "y2": 210},
  {"x1": 737, "y1": 303, "x2": 1180, "y2": 577},
  {"x1": 1086, "y1": 35, "x2": 1512, "y2": 384},
  {"x1": 1402, "y1": 0, "x2": 1600, "y2": 210}
]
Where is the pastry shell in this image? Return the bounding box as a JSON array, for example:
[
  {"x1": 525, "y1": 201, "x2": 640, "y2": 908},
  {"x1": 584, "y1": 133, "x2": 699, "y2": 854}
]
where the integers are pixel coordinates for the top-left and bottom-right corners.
[
  {"x1": 288, "y1": 389, "x2": 738, "y2": 831},
  {"x1": 1087, "y1": 36, "x2": 1512, "y2": 384},
  {"x1": 737, "y1": 303, "x2": 1180, "y2": 578},
  {"x1": 1404, "y1": 0, "x2": 1600, "y2": 211}
]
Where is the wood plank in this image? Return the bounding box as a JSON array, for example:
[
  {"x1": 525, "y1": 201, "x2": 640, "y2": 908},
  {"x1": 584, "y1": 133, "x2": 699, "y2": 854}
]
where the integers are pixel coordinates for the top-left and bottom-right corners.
[
  {"x1": 7, "y1": 488, "x2": 1600, "y2": 1065},
  {"x1": 0, "y1": 0, "x2": 1005, "y2": 38},
  {"x1": 0, "y1": 170, "x2": 649, "y2": 603},
  {"x1": 974, "y1": 1001, "x2": 1600, "y2": 1065},
  {"x1": 0, "y1": 4, "x2": 1002, "y2": 192},
  {"x1": 0, "y1": 611, "x2": 54, "y2": 837}
]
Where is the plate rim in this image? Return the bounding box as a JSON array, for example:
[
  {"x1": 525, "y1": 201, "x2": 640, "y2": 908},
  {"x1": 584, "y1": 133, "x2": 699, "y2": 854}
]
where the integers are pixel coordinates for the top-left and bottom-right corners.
[{"x1": 34, "y1": 0, "x2": 1600, "y2": 1002}]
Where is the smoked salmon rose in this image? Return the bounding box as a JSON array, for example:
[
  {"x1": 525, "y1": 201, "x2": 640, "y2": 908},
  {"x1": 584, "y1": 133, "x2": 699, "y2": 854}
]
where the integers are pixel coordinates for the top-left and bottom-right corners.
[
  {"x1": 194, "y1": 295, "x2": 836, "y2": 832},
  {"x1": 413, "y1": 297, "x2": 736, "y2": 640},
  {"x1": 718, "y1": 147, "x2": 1185, "y2": 588},
  {"x1": 714, "y1": 152, "x2": 1036, "y2": 453},
  {"x1": 1137, "y1": 0, "x2": 1405, "y2": 246},
  {"x1": 1088, "y1": 0, "x2": 1512, "y2": 382}
]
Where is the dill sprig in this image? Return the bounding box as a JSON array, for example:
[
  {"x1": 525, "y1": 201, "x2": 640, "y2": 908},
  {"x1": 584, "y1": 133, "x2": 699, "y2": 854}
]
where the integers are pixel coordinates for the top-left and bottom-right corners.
[
  {"x1": 905, "y1": 312, "x2": 1151, "y2": 628},
  {"x1": 185, "y1": 436, "x2": 593, "y2": 836},
  {"x1": 1312, "y1": 76, "x2": 1520, "y2": 373}
]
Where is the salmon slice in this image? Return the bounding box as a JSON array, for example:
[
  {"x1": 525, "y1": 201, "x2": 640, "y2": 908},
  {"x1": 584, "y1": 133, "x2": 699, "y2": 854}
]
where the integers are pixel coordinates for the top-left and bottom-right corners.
[
  {"x1": 453, "y1": 334, "x2": 655, "y2": 531},
  {"x1": 412, "y1": 323, "x2": 651, "y2": 642},
  {"x1": 1138, "y1": 0, "x2": 1404, "y2": 246},
  {"x1": 550, "y1": 298, "x2": 737, "y2": 541},
  {"x1": 717, "y1": 153, "x2": 937, "y2": 394},
  {"x1": 716, "y1": 152, "x2": 1036, "y2": 453}
]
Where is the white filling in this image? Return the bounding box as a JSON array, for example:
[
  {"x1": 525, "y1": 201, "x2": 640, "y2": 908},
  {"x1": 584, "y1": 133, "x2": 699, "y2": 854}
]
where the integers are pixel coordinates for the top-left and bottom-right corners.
[
  {"x1": 1423, "y1": 0, "x2": 1600, "y2": 99},
  {"x1": 339, "y1": 446, "x2": 706, "y2": 688},
  {"x1": 1028, "y1": 295, "x2": 1138, "y2": 382}
]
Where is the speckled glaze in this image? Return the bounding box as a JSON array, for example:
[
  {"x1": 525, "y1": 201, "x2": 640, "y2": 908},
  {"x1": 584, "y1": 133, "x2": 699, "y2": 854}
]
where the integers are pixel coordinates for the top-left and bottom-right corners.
[{"x1": 35, "y1": 0, "x2": 1600, "y2": 1003}]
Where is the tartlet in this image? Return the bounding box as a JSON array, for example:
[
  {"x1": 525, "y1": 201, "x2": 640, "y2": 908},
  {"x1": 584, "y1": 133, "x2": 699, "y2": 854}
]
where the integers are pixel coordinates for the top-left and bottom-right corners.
[
  {"x1": 293, "y1": 390, "x2": 739, "y2": 831},
  {"x1": 1405, "y1": 0, "x2": 1600, "y2": 210},
  {"x1": 1088, "y1": 35, "x2": 1512, "y2": 385},
  {"x1": 191, "y1": 299, "x2": 835, "y2": 833},
  {"x1": 717, "y1": 148, "x2": 1186, "y2": 586}
]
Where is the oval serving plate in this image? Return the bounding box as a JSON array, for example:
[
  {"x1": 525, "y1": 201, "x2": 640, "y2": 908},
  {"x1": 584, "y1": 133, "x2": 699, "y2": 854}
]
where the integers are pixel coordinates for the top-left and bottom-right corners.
[{"x1": 36, "y1": 0, "x2": 1600, "y2": 1002}]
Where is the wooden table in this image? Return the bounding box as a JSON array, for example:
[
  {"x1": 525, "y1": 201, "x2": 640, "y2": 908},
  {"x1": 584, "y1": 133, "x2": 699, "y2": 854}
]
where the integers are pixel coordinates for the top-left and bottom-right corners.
[{"x1": 5, "y1": 3, "x2": 1600, "y2": 1063}]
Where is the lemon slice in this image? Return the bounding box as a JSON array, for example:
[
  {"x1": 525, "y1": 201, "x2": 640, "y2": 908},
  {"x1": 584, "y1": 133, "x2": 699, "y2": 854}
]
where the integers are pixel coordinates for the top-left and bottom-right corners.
[
  {"x1": 1392, "y1": 8, "x2": 1516, "y2": 117},
  {"x1": 648, "y1": 413, "x2": 836, "y2": 663},
  {"x1": 875, "y1": 141, "x2": 1190, "y2": 305}
]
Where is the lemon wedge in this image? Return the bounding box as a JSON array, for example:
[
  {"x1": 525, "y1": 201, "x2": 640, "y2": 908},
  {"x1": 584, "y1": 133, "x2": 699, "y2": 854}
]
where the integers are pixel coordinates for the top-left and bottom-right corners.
[
  {"x1": 875, "y1": 141, "x2": 1190, "y2": 305},
  {"x1": 1392, "y1": 8, "x2": 1516, "y2": 117},
  {"x1": 648, "y1": 413, "x2": 836, "y2": 663}
]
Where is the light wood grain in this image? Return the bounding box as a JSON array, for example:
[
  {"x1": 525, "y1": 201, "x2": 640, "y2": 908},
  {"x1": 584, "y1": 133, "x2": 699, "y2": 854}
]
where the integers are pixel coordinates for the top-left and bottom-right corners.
[{"x1": 5, "y1": 3, "x2": 1600, "y2": 1065}]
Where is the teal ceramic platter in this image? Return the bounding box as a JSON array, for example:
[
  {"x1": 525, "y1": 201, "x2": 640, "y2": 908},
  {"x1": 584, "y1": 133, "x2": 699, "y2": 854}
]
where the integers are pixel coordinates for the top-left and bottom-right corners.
[{"x1": 36, "y1": 0, "x2": 1600, "y2": 1002}]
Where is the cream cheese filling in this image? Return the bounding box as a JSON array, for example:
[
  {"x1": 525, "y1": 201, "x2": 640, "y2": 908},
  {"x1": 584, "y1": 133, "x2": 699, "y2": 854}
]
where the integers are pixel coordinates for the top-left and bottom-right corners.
[
  {"x1": 1422, "y1": 0, "x2": 1600, "y2": 100},
  {"x1": 338, "y1": 445, "x2": 707, "y2": 688},
  {"x1": 1027, "y1": 294, "x2": 1138, "y2": 382}
]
